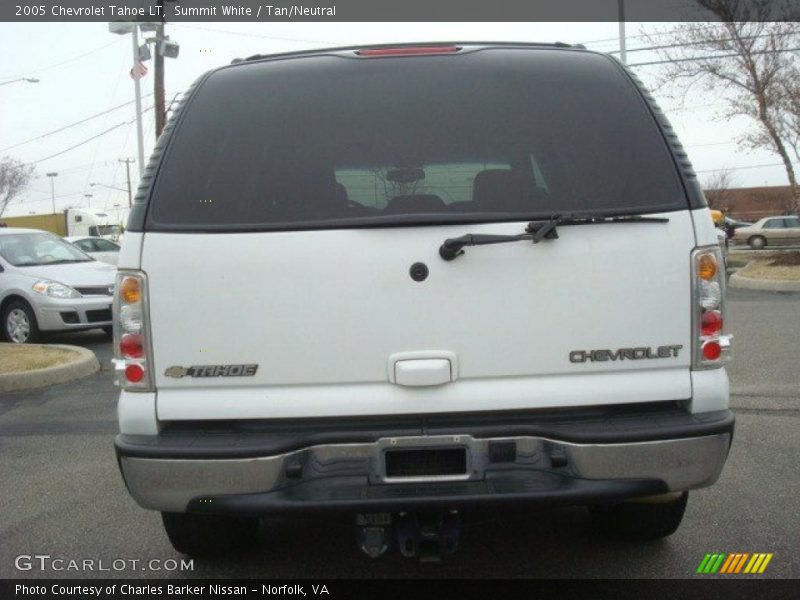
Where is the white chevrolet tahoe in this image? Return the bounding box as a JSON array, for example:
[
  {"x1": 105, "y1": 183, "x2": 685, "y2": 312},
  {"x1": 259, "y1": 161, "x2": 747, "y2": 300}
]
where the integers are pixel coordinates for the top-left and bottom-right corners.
[{"x1": 113, "y1": 43, "x2": 733, "y2": 559}]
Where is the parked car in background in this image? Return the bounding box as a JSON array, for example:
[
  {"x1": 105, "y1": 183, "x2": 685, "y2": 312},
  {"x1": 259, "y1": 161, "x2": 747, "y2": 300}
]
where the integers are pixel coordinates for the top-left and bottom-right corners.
[
  {"x1": 732, "y1": 215, "x2": 800, "y2": 249},
  {"x1": 0, "y1": 228, "x2": 115, "y2": 343},
  {"x1": 720, "y1": 217, "x2": 752, "y2": 240},
  {"x1": 65, "y1": 236, "x2": 120, "y2": 265}
]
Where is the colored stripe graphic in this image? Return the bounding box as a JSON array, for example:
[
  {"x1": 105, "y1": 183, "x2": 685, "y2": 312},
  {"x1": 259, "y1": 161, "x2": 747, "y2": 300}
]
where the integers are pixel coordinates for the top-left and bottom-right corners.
[
  {"x1": 696, "y1": 554, "x2": 712, "y2": 574},
  {"x1": 710, "y1": 554, "x2": 726, "y2": 573},
  {"x1": 719, "y1": 554, "x2": 736, "y2": 573},
  {"x1": 698, "y1": 552, "x2": 773, "y2": 574},
  {"x1": 744, "y1": 554, "x2": 760, "y2": 573},
  {"x1": 758, "y1": 554, "x2": 773, "y2": 573},
  {"x1": 734, "y1": 553, "x2": 749, "y2": 573}
]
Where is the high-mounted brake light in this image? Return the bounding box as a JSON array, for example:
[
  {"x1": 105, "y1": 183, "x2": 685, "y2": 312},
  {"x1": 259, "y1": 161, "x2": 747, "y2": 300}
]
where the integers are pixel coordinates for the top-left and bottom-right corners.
[
  {"x1": 112, "y1": 271, "x2": 153, "y2": 390},
  {"x1": 355, "y1": 46, "x2": 461, "y2": 57},
  {"x1": 692, "y1": 246, "x2": 731, "y2": 369}
]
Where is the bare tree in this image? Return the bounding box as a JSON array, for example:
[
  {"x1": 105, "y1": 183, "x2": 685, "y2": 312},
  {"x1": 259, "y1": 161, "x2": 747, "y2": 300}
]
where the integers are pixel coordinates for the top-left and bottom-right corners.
[
  {"x1": 645, "y1": 1, "x2": 800, "y2": 213},
  {"x1": 702, "y1": 168, "x2": 737, "y2": 210},
  {"x1": 775, "y1": 60, "x2": 800, "y2": 169},
  {"x1": 0, "y1": 157, "x2": 34, "y2": 218}
]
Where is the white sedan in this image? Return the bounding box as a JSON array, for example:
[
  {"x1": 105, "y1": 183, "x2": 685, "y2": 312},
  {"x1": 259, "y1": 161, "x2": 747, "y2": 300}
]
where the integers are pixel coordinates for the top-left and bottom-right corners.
[{"x1": 65, "y1": 236, "x2": 120, "y2": 265}]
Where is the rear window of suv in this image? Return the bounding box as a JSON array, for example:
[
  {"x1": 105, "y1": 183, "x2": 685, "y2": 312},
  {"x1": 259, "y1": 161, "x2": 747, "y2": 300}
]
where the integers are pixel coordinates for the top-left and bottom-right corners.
[{"x1": 147, "y1": 48, "x2": 685, "y2": 231}]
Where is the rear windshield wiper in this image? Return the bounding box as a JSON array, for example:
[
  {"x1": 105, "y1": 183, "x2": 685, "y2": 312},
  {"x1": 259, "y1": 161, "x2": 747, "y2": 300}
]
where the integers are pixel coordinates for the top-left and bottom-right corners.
[{"x1": 439, "y1": 214, "x2": 670, "y2": 261}]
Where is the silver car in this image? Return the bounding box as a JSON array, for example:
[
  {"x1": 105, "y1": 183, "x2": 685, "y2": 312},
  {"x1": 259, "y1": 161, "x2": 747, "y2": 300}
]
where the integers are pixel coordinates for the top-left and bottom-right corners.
[
  {"x1": 732, "y1": 215, "x2": 800, "y2": 249},
  {"x1": 65, "y1": 236, "x2": 121, "y2": 266},
  {"x1": 0, "y1": 228, "x2": 116, "y2": 343}
]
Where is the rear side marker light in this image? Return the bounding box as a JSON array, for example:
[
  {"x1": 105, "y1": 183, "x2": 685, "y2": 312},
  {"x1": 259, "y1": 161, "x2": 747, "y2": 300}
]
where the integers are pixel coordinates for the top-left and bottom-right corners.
[{"x1": 356, "y1": 46, "x2": 461, "y2": 57}]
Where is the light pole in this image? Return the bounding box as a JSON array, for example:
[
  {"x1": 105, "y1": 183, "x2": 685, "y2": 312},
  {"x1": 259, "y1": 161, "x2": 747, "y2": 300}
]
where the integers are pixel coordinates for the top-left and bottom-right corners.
[
  {"x1": 0, "y1": 77, "x2": 39, "y2": 87},
  {"x1": 84, "y1": 193, "x2": 93, "y2": 208},
  {"x1": 109, "y1": 22, "x2": 145, "y2": 177},
  {"x1": 46, "y1": 172, "x2": 58, "y2": 214}
]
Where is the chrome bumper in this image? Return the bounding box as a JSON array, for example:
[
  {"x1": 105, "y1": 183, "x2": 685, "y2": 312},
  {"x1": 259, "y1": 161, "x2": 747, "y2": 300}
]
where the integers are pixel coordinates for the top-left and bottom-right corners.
[{"x1": 118, "y1": 432, "x2": 731, "y2": 513}]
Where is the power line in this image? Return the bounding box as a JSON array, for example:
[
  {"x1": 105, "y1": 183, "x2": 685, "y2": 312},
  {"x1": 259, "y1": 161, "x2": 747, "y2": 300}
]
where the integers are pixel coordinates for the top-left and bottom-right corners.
[
  {"x1": 172, "y1": 24, "x2": 338, "y2": 45},
  {"x1": 27, "y1": 107, "x2": 155, "y2": 165},
  {"x1": 577, "y1": 25, "x2": 698, "y2": 47},
  {"x1": 0, "y1": 95, "x2": 154, "y2": 153},
  {"x1": 685, "y1": 140, "x2": 738, "y2": 148},
  {"x1": 630, "y1": 46, "x2": 800, "y2": 67},
  {"x1": 696, "y1": 162, "x2": 797, "y2": 174},
  {"x1": 0, "y1": 39, "x2": 123, "y2": 79},
  {"x1": 607, "y1": 31, "x2": 800, "y2": 56},
  {"x1": 83, "y1": 50, "x2": 133, "y2": 199}
]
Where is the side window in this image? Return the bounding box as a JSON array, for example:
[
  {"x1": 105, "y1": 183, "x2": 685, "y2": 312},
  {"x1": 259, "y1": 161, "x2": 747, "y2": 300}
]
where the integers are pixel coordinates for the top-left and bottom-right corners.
[
  {"x1": 784, "y1": 217, "x2": 800, "y2": 228},
  {"x1": 74, "y1": 239, "x2": 94, "y2": 252},
  {"x1": 763, "y1": 219, "x2": 784, "y2": 229},
  {"x1": 74, "y1": 215, "x2": 83, "y2": 222},
  {"x1": 94, "y1": 239, "x2": 119, "y2": 252}
]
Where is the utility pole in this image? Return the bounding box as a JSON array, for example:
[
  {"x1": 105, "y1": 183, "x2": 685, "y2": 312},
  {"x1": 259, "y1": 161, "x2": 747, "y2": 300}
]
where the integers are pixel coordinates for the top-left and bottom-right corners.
[
  {"x1": 618, "y1": 0, "x2": 627, "y2": 64},
  {"x1": 154, "y1": 27, "x2": 166, "y2": 135},
  {"x1": 46, "y1": 172, "x2": 58, "y2": 214},
  {"x1": 119, "y1": 158, "x2": 135, "y2": 207}
]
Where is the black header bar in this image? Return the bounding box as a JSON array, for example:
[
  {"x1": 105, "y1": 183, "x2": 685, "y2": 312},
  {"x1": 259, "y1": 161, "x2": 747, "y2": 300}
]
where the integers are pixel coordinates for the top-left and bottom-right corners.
[{"x1": 3, "y1": 0, "x2": 799, "y2": 23}]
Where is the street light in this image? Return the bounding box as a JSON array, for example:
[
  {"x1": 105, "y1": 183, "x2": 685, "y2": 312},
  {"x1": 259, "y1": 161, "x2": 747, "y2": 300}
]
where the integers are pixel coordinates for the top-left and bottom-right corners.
[
  {"x1": 0, "y1": 77, "x2": 39, "y2": 87},
  {"x1": 84, "y1": 193, "x2": 93, "y2": 208},
  {"x1": 46, "y1": 172, "x2": 58, "y2": 214}
]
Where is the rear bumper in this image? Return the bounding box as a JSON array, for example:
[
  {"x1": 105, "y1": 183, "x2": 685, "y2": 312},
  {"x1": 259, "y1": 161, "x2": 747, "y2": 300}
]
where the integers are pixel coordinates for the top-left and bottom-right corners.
[{"x1": 115, "y1": 406, "x2": 734, "y2": 514}]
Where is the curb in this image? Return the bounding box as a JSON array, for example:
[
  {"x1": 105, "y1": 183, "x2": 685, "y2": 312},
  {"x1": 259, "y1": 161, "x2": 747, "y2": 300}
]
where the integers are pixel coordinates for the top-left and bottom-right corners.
[
  {"x1": 0, "y1": 344, "x2": 100, "y2": 393},
  {"x1": 729, "y1": 269, "x2": 800, "y2": 293}
]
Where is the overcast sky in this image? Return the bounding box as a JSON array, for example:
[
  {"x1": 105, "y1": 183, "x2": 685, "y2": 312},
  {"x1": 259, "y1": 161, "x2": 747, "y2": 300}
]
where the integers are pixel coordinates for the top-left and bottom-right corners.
[{"x1": 0, "y1": 21, "x2": 794, "y2": 220}]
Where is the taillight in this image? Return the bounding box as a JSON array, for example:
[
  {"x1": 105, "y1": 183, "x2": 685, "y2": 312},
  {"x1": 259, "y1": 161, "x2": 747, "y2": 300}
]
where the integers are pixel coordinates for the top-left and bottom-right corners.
[
  {"x1": 112, "y1": 271, "x2": 153, "y2": 390},
  {"x1": 355, "y1": 45, "x2": 461, "y2": 57},
  {"x1": 692, "y1": 247, "x2": 731, "y2": 368}
]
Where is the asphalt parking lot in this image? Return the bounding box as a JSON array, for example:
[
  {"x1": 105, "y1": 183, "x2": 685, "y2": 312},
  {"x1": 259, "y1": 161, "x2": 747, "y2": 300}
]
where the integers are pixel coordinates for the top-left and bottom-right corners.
[{"x1": 1, "y1": 287, "x2": 798, "y2": 579}]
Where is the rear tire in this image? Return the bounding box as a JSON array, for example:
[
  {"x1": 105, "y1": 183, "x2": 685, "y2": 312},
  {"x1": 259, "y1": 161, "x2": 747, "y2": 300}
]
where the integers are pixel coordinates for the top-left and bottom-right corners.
[
  {"x1": 2, "y1": 300, "x2": 40, "y2": 344},
  {"x1": 161, "y1": 512, "x2": 260, "y2": 556},
  {"x1": 589, "y1": 492, "x2": 688, "y2": 540},
  {"x1": 748, "y1": 235, "x2": 766, "y2": 250}
]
